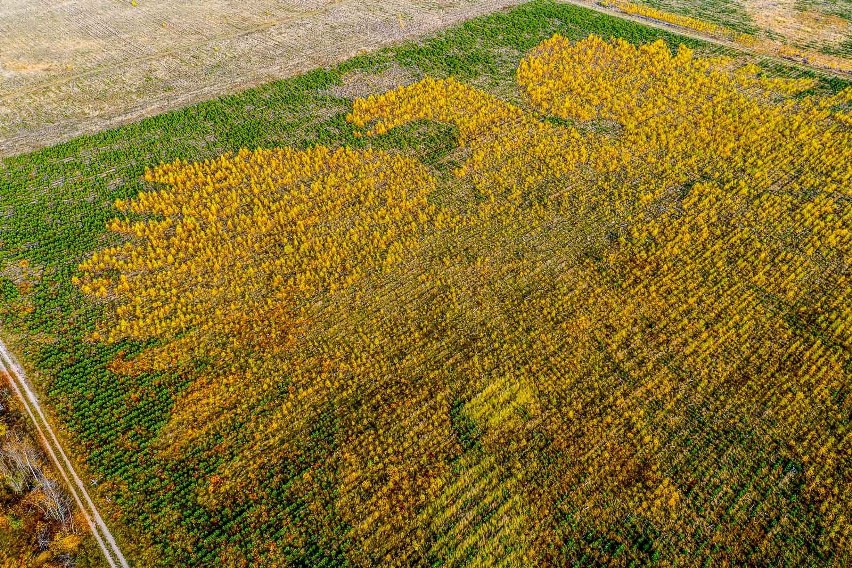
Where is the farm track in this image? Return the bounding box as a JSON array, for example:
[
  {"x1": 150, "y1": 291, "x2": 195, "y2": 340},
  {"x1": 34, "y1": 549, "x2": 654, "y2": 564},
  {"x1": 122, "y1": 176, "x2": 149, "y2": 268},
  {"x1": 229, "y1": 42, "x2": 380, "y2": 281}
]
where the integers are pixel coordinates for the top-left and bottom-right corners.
[
  {"x1": 0, "y1": 337, "x2": 129, "y2": 568},
  {"x1": 559, "y1": 0, "x2": 852, "y2": 80}
]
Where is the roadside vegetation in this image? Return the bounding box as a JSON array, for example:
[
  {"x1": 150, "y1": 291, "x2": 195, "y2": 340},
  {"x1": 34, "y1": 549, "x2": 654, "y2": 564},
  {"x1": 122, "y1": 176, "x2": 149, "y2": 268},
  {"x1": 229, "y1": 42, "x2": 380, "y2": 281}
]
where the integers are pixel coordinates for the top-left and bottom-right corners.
[{"x1": 0, "y1": 385, "x2": 90, "y2": 567}]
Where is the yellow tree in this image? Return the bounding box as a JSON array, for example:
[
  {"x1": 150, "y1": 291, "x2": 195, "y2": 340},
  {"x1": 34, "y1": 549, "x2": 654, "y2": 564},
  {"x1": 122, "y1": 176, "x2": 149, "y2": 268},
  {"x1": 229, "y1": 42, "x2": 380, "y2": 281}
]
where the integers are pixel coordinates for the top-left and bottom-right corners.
[{"x1": 79, "y1": 35, "x2": 852, "y2": 565}]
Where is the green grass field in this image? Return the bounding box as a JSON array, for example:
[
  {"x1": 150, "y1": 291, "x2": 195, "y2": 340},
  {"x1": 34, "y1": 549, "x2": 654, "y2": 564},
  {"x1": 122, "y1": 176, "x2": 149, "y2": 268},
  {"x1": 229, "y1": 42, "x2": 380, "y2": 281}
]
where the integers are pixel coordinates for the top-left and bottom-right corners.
[{"x1": 1, "y1": 1, "x2": 849, "y2": 566}]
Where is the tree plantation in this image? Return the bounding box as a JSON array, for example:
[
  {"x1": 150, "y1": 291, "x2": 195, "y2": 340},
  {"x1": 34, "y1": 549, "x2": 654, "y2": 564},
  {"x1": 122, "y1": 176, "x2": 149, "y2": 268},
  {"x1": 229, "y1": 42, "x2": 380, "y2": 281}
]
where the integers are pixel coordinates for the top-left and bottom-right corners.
[{"x1": 69, "y1": 33, "x2": 852, "y2": 565}]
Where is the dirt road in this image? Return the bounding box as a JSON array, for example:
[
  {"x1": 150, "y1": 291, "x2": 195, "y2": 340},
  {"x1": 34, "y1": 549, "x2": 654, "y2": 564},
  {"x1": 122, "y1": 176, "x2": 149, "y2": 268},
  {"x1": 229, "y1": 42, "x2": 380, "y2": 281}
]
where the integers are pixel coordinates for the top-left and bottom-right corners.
[
  {"x1": 0, "y1": 338, "x2": 129, "y2": 568},
  {"x1": 562, "y1": 0, "x2": 852, "y2": 79}
]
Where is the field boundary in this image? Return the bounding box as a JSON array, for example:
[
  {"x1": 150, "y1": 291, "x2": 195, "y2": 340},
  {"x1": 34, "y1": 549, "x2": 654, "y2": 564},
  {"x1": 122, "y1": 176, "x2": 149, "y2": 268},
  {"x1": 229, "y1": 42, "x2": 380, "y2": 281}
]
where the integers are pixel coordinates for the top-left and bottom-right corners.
[
  {"x1": 4, "y1": 0, "x2": 848, "y2": 161},
  {"x1": 0, "y1": 338, "x2": 129, "y2": 568}
]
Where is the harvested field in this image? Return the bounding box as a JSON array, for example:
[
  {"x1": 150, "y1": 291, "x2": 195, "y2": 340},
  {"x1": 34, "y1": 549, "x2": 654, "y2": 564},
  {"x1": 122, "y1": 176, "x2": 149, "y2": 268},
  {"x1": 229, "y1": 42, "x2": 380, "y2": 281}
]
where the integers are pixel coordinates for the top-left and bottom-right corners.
[
  {"x1": 0, "y1": 0, "x2": 523, "y2": 157},
  {"x1": 745, "y1": 0, "x2": 851, "y2": 47}
]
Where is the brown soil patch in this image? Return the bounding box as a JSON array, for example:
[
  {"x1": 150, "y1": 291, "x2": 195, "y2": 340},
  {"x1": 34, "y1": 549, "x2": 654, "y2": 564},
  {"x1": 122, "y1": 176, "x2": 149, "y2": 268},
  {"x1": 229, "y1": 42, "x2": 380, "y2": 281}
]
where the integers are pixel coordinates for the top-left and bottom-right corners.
[
  {"x1": 744, "y1": 0, "x2": 851, "y2": 46},
  {"x1": 0, "y1": 0, "x2": 524, "y2": 158},
  {"x1": 330, "y1": 63, "x2": 419, "y2": 99},
  {"x1": 1, "y1": 61, "x2": 56, "y2": 74}
]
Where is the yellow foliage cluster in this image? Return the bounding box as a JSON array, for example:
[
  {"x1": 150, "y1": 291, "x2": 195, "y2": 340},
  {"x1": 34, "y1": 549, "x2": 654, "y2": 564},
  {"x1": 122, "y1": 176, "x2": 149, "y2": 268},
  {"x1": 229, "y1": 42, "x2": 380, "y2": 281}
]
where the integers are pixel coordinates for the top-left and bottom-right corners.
[
  {"x1": 75, "y1": 146, "x2": 438, "y2": 374},
  {"x1": 605, "y1": 0, "x2": 747, "y2": 40},
  {"x1": 350, "y1": 76, "x2": 586, "y2": 204},
  {"x1": 79, "y1": 34, "x2": 852, "y2": 565},
  {"x1": 517, "y1": 34, "x2": 848, "y2": 203}
]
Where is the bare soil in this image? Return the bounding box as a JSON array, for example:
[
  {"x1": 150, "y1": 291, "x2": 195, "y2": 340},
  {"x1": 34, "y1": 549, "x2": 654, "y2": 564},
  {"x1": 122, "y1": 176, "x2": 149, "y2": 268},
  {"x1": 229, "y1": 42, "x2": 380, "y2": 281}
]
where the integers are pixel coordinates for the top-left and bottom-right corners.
[
  {"x1": 743, "y1": 0, "x2": 851, "y2": 46},
  {"x1": 331, "y1": 62, "x2": 419, "y2": 99},
  {"x1": 0, "y1": 0, "x2": 524, "y2": 158}
]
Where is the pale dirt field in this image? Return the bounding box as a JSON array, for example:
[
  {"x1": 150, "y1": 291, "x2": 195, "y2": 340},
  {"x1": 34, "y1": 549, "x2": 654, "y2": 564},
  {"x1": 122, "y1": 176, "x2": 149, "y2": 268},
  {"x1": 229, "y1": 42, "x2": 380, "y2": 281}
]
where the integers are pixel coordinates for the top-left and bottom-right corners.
[
  {"x1": 0, "y1": 0, "x2": 525, "y2": 158},
  {"x1": 743, "y1": 0, "x2": 851, "y2": 47}
]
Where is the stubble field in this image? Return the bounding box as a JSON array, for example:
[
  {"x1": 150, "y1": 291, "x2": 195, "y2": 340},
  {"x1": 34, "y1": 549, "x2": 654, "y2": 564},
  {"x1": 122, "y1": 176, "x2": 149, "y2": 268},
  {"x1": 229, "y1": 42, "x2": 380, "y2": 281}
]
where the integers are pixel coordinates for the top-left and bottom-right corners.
[{"x1": 0, "y1": 0, "x2": 524, "y2": 158}]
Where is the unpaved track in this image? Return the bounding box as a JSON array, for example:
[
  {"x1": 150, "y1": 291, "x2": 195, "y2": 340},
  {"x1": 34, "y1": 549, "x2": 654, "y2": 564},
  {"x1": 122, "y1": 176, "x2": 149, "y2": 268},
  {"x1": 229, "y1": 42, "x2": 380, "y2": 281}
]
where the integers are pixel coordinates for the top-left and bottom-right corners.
[
  {"x1": 0, "y1": 0, "x2": 527, "y2": 158},
  {"x1": 560, "y1": 0, "x2": 852, "y2": 79},
  {"x1": 0, "y1": 337, "x2": 129, "y2": 568}
]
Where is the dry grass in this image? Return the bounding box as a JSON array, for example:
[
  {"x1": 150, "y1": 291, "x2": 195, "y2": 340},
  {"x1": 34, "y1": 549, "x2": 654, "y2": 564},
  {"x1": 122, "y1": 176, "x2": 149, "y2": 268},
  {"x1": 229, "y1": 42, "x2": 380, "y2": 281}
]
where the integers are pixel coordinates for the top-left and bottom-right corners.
[
  {"x1": 330, "y1": 63, "x2": 420, "y2": 99},
  {"x1": 0, "y1": 0, "x2": 525, "y2": 158},
  {"x1": 744, "y1": 0, "x2": 851, "y2": 46}
]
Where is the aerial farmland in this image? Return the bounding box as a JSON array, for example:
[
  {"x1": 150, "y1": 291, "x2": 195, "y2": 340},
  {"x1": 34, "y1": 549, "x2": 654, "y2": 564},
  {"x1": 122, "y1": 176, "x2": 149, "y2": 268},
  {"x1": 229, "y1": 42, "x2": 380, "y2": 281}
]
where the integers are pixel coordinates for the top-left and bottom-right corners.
[{"x1": 1, "y1": 1, "x2": 850, "y2": 566}]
